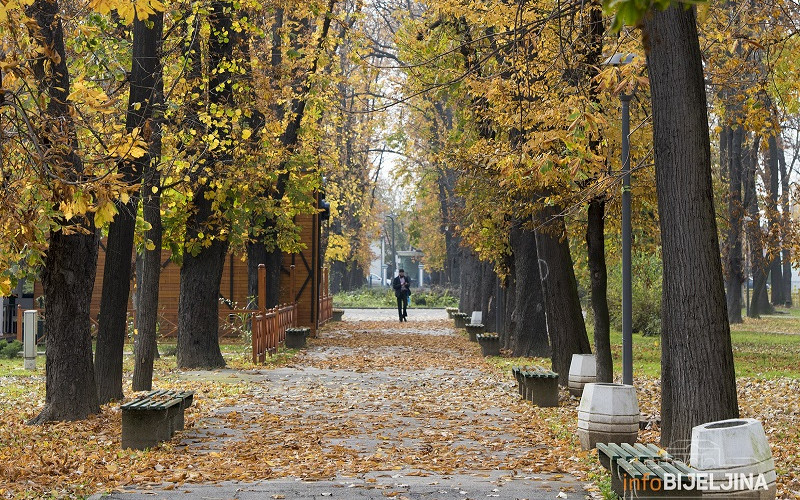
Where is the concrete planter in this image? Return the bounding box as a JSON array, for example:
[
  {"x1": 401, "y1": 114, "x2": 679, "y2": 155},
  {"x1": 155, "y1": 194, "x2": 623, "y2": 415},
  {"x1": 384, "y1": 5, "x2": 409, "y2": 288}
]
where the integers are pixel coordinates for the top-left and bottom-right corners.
[
  {"x1": 470, "y1": 311, "x2": 482, "y2": 325},
  {"x1": 568, "y1": 354, "x2": 597, "y2": 397},
  {"x1": 476, "y1": 334, "x2": 500, "y2": 357},
  {"x1": 331, "y1": 309, "x2": 345, "y2": 322},
  {"x1": 465, "y1": 323, "x2": 484, "y2": 342},
  {"x1": 577, "y1": 383, "x2": 639, "y2": 450},
  {"x1": 690, "y1": 418, "x2": 776, "y2": 499},
  {"x1": 285, "y1": 327, "x2": 310, "y2": 349},
  {"x1": 453, "y1": 313, "x2": 469, "y2": 329},
  {"x1": 446, "y1": 307, "x2": 459, "y2": 319}
]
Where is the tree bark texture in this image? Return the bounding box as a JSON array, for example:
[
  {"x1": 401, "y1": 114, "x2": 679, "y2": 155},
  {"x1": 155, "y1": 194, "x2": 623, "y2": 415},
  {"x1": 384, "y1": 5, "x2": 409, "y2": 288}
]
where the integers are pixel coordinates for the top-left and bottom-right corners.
[
  {"x1": 26, "y1": 0, "x2": 100, "y2": 423},
  {"x1": 131, "y1": 10, "x2": 165, "y2": 392},
  {"x1": 535, "y1": 206, "x2": 591, "y2": 385},
  {"x1": 725, "y1": 126, "x2": 744, "y2": 324},
  {"x1": 508, "y1": 220, "x2": 549, "y2": 357},
  {"x1": 642, "y1": 5, "x2": 739, "y2": 455},
  {"x1": 586, "y1": 198, "x2": 612, "y2": 382}
]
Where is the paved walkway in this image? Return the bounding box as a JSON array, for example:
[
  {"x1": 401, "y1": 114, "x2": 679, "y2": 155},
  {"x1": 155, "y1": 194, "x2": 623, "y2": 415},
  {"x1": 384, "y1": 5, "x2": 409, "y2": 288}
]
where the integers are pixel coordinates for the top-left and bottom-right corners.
[{"x1": 94, "y1": 313, "x2": 591, "y2": 499}]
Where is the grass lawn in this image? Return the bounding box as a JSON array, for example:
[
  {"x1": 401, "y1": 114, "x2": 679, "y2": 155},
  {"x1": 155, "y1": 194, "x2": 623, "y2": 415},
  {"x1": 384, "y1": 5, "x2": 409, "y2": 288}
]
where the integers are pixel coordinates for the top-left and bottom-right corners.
[{"x1": 489, "y1": 326, "x2": 800, "y2": 380}]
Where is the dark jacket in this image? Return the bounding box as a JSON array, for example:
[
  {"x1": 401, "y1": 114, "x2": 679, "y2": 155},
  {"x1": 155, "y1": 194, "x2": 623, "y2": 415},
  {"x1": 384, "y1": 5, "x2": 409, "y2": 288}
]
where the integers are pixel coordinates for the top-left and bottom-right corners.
[{"x1": 392, "y1": 275, "x2": 411, "y2": 298}]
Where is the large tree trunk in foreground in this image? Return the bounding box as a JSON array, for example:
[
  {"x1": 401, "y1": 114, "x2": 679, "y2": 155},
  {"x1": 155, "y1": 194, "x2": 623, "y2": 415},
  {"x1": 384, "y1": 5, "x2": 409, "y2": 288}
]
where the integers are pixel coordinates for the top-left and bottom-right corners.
[
  {"x1": 509, "y1": 220, "x2": 549, "y2": 357},
  {"x1": 643, "y1": 5, "x2": 739, "y2": 455},
  {"x1": 725, "y1": 125, "x2": 744, "y2": 324},
  {"x1": 536, "y1": 207, "x2": 591, "y2": 385},
  {"x1": 131, "y1": 10, "x2": 165, "y2": 392},
  {"x1": 26, "y1": 0, "x2": 100, "y2": 423},
  {"x1": 586, "y1": 198, "x2": 612, "y2": 382}
]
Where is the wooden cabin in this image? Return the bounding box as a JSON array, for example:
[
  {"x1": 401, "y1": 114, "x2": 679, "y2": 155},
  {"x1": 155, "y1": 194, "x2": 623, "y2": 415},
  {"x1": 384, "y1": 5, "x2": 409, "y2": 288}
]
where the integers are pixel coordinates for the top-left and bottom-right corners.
[{"x1": 25, "y1": 204, "x2": 332, "y2": 340}]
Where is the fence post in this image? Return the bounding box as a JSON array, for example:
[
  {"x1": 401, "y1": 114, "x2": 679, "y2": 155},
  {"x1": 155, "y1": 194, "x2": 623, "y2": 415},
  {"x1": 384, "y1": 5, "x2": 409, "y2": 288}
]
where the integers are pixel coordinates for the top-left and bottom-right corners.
[
  {"x1": 23, "y1": 310, "x2": 38, "y2": 370},
  {"x1": 258, "y1": 264, "x2": 266, "y2": 312},
  {"x1": 16, "y1": 304, "x2": 23, "y2": 342}
]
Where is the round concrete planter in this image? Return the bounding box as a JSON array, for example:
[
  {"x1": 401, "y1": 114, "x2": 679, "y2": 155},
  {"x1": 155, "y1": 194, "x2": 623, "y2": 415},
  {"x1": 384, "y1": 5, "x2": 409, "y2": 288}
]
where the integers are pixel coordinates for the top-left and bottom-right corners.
[
  {"x1": 465, "y1": 323, "x2": 484, "y2": 342},
  {"x1": 331, "y1": 309, "x2": 345, "y2": 322},
  {"x1": 470, "y1": 311, "x2": 483, "y2": 325},
  {"x1": 453, "y1": 313, "x2": 469, "y2": 329},
  {"x1": 476, "y1": 334, "x2": 500, "y2": 357},
  {"x1": 446, "y1": 307, "x2": 459, "y2": 319},
  {"x1": 568, "y1": 354, "x2": 597, "y2": 397},
  {"x1": 577, "y1": 382, "x2": 639, "y2": 450},
  {"x1": 285, "y1": 327, "x2": 310, "y2": 349},
  {"x1": 690, "y1": 418, "x2": 776, "y2": 499}
]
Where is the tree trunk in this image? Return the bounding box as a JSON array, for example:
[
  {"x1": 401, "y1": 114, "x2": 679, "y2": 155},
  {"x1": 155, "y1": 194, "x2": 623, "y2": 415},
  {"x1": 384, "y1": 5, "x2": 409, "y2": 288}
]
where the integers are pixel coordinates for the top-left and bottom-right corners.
[
  {"x1": 535, "y1": 206, "x2": 591, "y2": 385},
  {"x1": 767, "y1": 134, "x2": 783, "y2": 305},
  {"x1": 726, "y1": 126, "x2": 744, "y2": 324},
  {"x1": 459, "y1": 251, "x2": 482, "y2": 314},
  {"x1": 745, "y1": 136, "x2": 771, "y2": 318},
  {"x1": 131, "y1": 9, "x2": 165, "y2": 392},
  {"x1": 480, "y1": 262, "x2": 497, "y2": 331},
  {"x1": 95, "y1": 6, "x2": 165, "y2": 403},
  {"x1": 509, "y1": 219, "x2": 549, "y2": 357},
  {"x1": 25, "y1": 0, "x2": 100, "y2": 423},
  {"x1": 779, "y1": 139, "x2": 792, "y2": 306},
  {"x1": 176, "y1": 0, "x2": 233, "y2": 369},
  {"x1": 586, "y1": 197, "x2": 612, "y2": 382},
  {"x1": 94, "y1": 198, "x2": 136, "y2": 403},
  {"x1": 133, "y1": 180, "x2": 162, "y2": 390},
  {"x1": 642, "y1": 5, "x2": 739, "y2": 455},
  {"x1": 177, "y1": 187, "x2": 228, "y2": 369}
]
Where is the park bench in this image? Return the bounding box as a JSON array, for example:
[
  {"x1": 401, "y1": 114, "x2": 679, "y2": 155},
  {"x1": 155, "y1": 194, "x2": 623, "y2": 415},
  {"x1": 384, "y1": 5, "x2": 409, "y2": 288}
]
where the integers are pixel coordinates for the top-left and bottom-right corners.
[
  {"x1": 121, "y1": 390, "x2": 195, "y2": 450},
  {"x1": 597, "y1": 442, "x2": 700, "y2": 499},
  {"x1": 512, "y1": 366, "x2": 559, "y2": 407}
]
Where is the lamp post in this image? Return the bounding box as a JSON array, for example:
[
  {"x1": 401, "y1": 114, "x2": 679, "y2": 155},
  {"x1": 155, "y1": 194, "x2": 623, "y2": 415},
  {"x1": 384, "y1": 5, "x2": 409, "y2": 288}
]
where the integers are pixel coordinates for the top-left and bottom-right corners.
[
  {"x1": 604, "y1": 52, "x2": 636, "y2": 386},
  {"x1": 385, "y1": 214, "x2": 397, "y2": 278}
]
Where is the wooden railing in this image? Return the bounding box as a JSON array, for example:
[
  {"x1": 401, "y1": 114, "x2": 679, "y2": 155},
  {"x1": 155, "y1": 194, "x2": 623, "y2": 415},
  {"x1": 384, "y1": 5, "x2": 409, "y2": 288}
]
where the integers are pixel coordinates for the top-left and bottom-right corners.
[
  {"x1": 252, "y1": 302, "x2": 296, "y2": 363},
  {"x1": 251, "y1": 264, "x2": 297, "y2": 363}
]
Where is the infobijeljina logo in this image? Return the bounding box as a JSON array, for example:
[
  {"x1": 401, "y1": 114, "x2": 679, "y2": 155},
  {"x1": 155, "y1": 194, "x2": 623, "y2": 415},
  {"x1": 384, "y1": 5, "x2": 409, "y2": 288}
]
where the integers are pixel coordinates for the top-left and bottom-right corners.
[{"x1": 624, "y1": 472, "x2": 770, "y2": 495}]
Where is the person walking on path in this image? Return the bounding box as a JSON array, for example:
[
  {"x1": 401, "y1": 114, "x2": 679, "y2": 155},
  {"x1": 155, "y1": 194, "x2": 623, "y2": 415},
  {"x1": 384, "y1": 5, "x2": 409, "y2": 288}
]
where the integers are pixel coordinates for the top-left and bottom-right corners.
[{"x1": 393, "y1": 269, "x2": 411, "y2": 322}]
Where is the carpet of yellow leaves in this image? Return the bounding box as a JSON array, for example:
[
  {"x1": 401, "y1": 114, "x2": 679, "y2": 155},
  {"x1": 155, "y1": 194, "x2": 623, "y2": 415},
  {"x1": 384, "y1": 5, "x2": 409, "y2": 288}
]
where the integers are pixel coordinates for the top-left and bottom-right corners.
[{"x1": 0, "y1": 319, "x2": 798, "y2": 499}]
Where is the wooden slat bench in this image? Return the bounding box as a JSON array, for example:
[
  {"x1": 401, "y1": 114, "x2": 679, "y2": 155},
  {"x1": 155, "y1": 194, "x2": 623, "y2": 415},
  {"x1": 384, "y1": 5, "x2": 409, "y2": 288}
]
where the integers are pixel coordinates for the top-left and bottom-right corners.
[
  {"x1": 615, "y1": 457, "x2": 701, "y2": 499},
  {"x1": 121, "y1": 390, "x2": 195, "y2": 450},
  {"x1": 512, "y1": 366, "x2": 559, "y2": 407},
  {"x1": 597, "y1": 442, "x2": 700, "y2": 499}
]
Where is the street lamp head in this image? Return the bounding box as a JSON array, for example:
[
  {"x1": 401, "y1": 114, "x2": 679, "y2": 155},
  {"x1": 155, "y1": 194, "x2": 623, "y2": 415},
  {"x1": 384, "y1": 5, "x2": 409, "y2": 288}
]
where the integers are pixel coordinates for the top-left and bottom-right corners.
[{"x1": 603, "y1": 53, "x2": 637, "y2": 66}]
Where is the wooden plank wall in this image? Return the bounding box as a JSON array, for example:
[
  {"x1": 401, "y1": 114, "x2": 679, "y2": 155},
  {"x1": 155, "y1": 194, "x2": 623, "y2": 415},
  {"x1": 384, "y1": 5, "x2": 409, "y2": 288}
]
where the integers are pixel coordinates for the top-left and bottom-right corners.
[{"x1": 33, "y1": 212, "x2": 322, "y2": 338}]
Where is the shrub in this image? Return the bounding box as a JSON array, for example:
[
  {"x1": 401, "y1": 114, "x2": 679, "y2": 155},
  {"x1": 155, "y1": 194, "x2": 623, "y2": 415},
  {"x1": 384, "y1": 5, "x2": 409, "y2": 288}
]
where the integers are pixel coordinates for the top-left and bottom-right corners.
[
  {"x1": 0, "y1": 340, "x2": 23, "y2": 359},
  {"x1": 606, "y1": 252, "x2": 662, "y2": 336},
  {"x1": 333, "y1": 286, "x2": 459, "y2": 308}
]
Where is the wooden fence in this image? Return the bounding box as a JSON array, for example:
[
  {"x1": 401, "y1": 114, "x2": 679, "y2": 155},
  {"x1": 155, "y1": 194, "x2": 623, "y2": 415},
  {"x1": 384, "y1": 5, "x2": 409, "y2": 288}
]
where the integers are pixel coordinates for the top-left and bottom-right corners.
[{"x1": 251, "y1": 264, "x2": 297, "y2": 363}]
